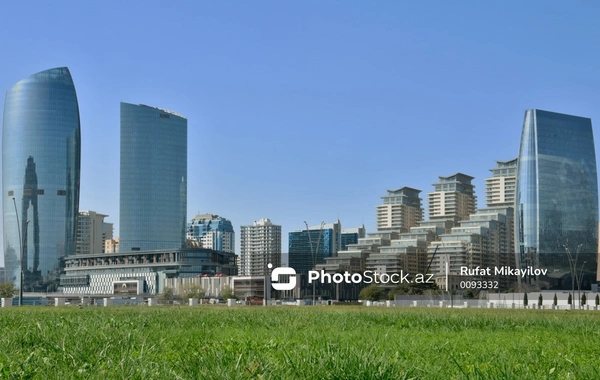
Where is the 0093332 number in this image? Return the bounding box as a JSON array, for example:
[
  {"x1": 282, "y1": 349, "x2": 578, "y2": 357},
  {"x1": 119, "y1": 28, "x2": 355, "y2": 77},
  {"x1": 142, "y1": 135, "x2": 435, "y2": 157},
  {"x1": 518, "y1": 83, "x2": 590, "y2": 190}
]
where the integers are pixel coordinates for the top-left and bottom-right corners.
[{"x1": 459, "y1": 281, "x2": 498, "y2": 289}]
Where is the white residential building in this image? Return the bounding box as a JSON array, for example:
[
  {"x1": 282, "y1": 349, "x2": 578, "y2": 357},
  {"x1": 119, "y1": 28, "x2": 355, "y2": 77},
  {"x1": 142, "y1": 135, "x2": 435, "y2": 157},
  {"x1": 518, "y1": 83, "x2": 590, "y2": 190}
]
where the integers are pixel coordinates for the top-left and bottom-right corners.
[{"x1": 239, "y1": 218, "x2": 282, "y2": 276}]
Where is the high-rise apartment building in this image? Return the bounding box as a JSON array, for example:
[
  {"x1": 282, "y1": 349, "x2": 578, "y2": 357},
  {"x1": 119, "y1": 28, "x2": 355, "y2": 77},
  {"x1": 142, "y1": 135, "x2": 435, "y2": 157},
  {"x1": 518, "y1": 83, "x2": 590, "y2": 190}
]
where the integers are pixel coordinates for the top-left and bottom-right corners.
[
  {"x1": 119, "y1": 103, "x2": 187, "y2": 252},
  {"x1": 2, "y1": 67, "x2": 81, "y2": 290},
  {"x1": 428, "y1": 173, "x2": 476, "y2": 221},
  {"x1": 239, "y1": 218, "x2": 281, "y2": 276},
  {"x1": 76, "y1": 211, "x2": 109, "y2": 255},
  {"x1": 376, "y1": 187, "x2": 423, "y2": 232},
  {"x1": 516, "y1": 109, "x2": 598, "y2": 287},
  {"x1": 485, "y1": 159, "x2": 517, "y2": 208},
  {"x1": 187, "y1": 214, "x2": 235, "y2": 253}
]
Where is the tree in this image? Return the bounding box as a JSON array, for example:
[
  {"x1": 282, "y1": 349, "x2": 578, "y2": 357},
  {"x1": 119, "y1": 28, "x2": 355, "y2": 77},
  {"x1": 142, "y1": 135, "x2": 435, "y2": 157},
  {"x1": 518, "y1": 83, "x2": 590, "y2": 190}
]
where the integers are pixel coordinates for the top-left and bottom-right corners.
[
  {"x1": 538, "y1": 294, "x2": 543, "y2": 307},
  {"x1": 595, "y1": 294, "x2": 599, "y2": 307},
  {"x1": 568, "y1": 293, "x2": 572, "y2": 305},
  {"x1": 463, "y1": 290, "x2": 475, "y2": 299},
  {"x1": 0, "y1": 282, "x2": 16, "y2": 298},
  {"x1": 553, "y1": 293, "x2": 558, "y2": 306},
  {"x1": 181, "y1": 283, "x2": 205, "y2": 302},
  {"x1": 359, "y1": 285, "x2": 385, "y2": 301},
  {"x1": 581, "y1": 293, "x2": 587, "y2": 306},
  {"x1": 159, "y1": 286, "x2": 174, "y2": 301},
  {"x1": 221, "y1": 285, "x2": 237, "y2": 300},
  {"x1": 523, "y1": 293, "x2": 528, "y2": 306}
]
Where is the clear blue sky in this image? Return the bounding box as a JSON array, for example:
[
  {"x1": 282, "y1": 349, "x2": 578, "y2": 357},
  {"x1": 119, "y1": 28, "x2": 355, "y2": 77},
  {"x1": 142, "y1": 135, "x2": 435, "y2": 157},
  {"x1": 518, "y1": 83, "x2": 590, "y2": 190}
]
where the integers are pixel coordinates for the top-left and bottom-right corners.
[{"x1": 2, "y1": 1, "x2": 600, "y2": 266}]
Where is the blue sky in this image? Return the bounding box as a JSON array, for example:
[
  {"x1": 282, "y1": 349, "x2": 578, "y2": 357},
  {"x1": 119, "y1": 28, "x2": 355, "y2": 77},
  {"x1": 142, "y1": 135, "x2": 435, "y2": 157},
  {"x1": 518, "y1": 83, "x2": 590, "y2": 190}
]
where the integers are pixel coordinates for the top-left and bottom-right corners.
[{"x1": 2, "y1": 1, "x2": 600, "y2": 265}]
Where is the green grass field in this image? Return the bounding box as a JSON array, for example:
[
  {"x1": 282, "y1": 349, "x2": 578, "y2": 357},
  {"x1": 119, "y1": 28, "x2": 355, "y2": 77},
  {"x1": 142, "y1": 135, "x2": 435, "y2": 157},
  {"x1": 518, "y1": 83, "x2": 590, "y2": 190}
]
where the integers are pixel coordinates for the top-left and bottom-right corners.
[{"x1": 0, "y1": 306, "x2": 598, "y2": 379}]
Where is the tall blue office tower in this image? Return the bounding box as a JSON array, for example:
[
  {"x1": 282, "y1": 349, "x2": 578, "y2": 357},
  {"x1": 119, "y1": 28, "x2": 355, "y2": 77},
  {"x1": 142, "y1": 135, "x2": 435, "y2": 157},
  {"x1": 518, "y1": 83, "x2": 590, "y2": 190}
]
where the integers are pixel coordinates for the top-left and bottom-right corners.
[
  {"x1": 2, "y1": 67, "x2": 81, "y2": 290},
  {"x1": 516, "y1": 109, "x2": 598, "y2": 289},
  {"x1": 120, "y1": 103, "x2": 187, "y2": 252}
]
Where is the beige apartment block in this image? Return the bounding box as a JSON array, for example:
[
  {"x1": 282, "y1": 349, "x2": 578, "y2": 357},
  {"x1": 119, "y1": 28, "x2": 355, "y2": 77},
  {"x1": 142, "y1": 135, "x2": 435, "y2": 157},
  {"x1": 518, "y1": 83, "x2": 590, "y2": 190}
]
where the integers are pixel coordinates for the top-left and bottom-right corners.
[
  {"x1": 376, "y1": 187, "x2": 423, "y2": 232},
  {"x1": 105, "y1": 237, "x2": 119, "y2": 254},
  {"x1": 485, "y1": 159, "x2": 517, "y2": 207},
  {"x1": 428, "y1": 173, "x2": 476, "y2": 221}
]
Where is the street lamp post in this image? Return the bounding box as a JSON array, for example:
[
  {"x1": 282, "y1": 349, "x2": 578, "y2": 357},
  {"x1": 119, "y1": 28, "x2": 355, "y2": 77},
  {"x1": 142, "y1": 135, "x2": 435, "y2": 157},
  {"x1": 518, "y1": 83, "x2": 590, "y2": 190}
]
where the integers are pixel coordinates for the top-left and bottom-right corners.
[
  {"x1": 578, "y1": 260, "x2": 586, "y2": 309},
  {"x1": 564, "y1": 245, "x2": 577, "y2": 310},
  {"x1": 564, "y1": 244, "x2": 584, "y2": 309},
  {"x1": 12, "y1": 198, "x2": 30, "y2": 307},
  {"x1": 304, "y1": 221, "x2": 324, "y2": 306}
]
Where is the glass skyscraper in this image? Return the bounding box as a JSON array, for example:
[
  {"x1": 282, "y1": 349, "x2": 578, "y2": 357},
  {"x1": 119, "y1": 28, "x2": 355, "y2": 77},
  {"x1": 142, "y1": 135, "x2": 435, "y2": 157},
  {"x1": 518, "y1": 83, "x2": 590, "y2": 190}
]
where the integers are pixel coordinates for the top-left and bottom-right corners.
[
  {"x1": 516, "y1": 109, "x2": 598, "y2": 289},
  {"x1": 288, "y1": 221, "x2": 342, "y2": 274},
  {"x1": 120, "y1": 103, "x2": 187, "y2": 252},
  {"x1": 2, "y1": 67, "x2": 81, "y2": 290}
]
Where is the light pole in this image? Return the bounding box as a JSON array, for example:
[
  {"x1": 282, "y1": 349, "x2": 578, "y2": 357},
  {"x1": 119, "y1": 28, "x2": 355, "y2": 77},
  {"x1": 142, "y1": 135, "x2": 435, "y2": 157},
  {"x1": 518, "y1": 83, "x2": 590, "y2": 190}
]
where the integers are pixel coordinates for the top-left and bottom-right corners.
[
  {"x1": 564, "y1": 245, "x2": 577, "y2": 309},
  {"x1": 12, "y1": 198, "x2": 29, "y2": 307},
  {"x1": 304, "y1": 221, "x2": 324, "y2": 306},
  {"x1": 578, "y1": 260, "x2": 586, "y2": 308}
]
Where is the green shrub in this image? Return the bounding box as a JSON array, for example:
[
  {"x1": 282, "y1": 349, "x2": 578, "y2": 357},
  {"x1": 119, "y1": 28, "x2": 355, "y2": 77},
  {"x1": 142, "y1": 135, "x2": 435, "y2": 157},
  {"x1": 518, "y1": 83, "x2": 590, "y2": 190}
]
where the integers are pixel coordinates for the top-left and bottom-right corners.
[{"x1": 0, "y1": 282, "x2": 16, "y2": 298}]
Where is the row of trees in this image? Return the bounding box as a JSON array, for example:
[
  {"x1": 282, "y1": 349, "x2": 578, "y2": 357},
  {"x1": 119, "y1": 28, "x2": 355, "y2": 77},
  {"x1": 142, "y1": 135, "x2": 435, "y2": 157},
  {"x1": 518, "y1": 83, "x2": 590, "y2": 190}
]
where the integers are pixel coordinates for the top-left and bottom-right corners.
[
  {"x1": 522, "y1": 293, "x2": 599, "y2": 307},
  {"x1": 159, "y1": 284, "x2": 237, "y2": 301},
  {"x1": 358, "y1": 283, "x2": 441, "y2": 301}
]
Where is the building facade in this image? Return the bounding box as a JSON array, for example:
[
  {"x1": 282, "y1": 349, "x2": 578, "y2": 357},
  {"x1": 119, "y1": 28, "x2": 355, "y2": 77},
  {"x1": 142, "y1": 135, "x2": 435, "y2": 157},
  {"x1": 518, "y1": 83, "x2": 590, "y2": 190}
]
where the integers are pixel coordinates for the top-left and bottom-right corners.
[
  {"x1": 288, "y1": 221, "x2": 342, "y2": 274},
  {"x1": 428, "y1": 173, "x2": 477, "y2": 221},
  {"x1": 516, "y1": 109, "x2": 599, "y2": 288},
  {"x1": 376, "y1": 187, "x2": 423, "y2": 232},
  {"x1": 60, "y1": 247, "x2": 237, "y2": 295},
  {"x1": 239, "y1": 218, "x2": 282, "y2": 276},
  {"x1": 340, "y1": 226, "x2": 366, "y2": 250},
  {"x1": 119, "y1": 103, "x2": 187, "y2": 252},
  {"x1": 102, "y1": 223, "x2": 113, "y2": 253},
  {"x1": 2, "y1": 67, "x2": 81, "y2": 291},
  {"x1": 187, "y1": 214, "x2": 235, "y2": 253},
  {"x1": 76, "y1": 211, "x2": 109, "y2": 255},
  {"x1": 485, "y1": 159, "x2": 517, "y2": 208},
  {"x1": 105, "y1": 237, "x2": 119, "y2": 254}
]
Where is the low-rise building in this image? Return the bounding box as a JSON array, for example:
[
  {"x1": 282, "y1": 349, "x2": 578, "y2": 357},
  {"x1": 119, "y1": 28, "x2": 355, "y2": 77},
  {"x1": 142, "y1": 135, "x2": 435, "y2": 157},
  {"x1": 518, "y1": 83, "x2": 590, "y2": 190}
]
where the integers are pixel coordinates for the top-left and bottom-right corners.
[{"x1": 59, "y1": 248, "x2": 237, "y2": 295}]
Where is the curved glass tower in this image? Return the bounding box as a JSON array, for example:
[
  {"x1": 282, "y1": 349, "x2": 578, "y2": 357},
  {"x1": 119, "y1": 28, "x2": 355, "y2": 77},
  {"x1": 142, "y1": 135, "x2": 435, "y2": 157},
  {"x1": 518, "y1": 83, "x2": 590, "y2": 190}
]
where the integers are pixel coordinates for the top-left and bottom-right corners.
[
  {"x1": 120, "y1": 103, "x2": 187, "y2": 252},
  {"x1": 2, "y1": 67, "x2": 81, "y2": 290},
  {"x1": 516, "y1": 109, "x2": 598, "y2": 289}
]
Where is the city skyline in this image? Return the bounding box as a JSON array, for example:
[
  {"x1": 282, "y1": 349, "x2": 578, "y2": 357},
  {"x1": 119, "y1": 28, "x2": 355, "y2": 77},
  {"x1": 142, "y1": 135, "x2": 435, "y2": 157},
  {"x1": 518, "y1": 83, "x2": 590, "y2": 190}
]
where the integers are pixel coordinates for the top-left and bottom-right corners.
[{"x1": 2, "y1": 2, "x2": 600, "y2": 264}]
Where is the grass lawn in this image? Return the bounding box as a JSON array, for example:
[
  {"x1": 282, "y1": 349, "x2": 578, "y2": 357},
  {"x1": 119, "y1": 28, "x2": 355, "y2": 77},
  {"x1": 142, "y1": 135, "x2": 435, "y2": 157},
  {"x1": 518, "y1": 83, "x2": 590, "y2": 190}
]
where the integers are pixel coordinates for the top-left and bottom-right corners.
[{"x1": 0, "y1": 306, "x2": 598, "y2": 379}]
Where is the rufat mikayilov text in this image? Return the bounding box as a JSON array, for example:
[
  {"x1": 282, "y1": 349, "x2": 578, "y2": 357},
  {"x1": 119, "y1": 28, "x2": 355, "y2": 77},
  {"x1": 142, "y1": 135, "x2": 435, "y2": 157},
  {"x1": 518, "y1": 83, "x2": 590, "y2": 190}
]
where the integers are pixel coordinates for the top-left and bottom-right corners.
[{"x1": 460, "y1": 266, "x2": 548, "y2": 278}]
